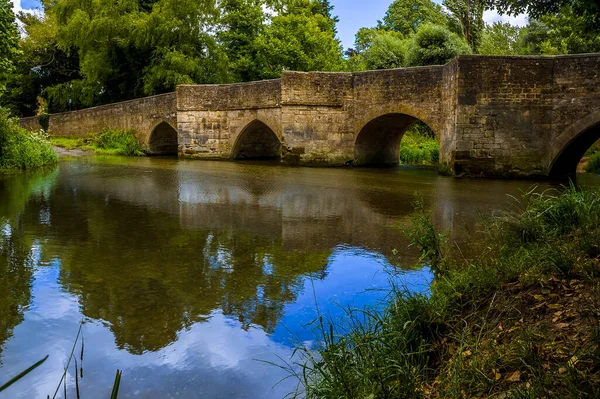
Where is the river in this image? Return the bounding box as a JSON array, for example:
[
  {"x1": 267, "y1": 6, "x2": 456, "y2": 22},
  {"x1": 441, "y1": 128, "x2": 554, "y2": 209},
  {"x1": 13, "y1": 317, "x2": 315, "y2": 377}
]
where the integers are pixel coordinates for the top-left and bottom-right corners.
[{"x1": 0, "y1": 157, "x2": 598, "y2": 398}]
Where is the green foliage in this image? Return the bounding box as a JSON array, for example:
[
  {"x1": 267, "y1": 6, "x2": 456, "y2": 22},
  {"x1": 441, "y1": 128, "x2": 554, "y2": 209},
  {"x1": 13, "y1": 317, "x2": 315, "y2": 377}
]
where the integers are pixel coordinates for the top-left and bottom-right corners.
[
  {"x1": 218, "y1": 0, "x2": 266, "y2": 82},
  {"x1": 519, "y1": 6, "x2": 600, "y2": 55},
  {"x1": 0, "y1": 0, "x2": 22, "y2": 98},
  {"x1": 0, "y1": 116, "x2": 57, "y2": 171},
  {"x1": 400, "y1": 128, "x2": 440, "y2": 165},
  {"x1": 585, "y1": 152, "x2": 600, "y2": 174},
  {"x1": 405, "y1": 24, "x2": 472, "y2": 67},
  {"x1": 255, "y1": 0, "x2": 343, "y2": 78},
  {"x1": 443, "y1": 0, "x2": 485, "y2": 52},
  {"x1": 377, "y1": 0, "x2": 448, "y2": 36},
  {"x1": 479, "y1": 22, "x2": 522, "y2": 55},
  {"x1": 93, "y1": 128, "x2": 146, "y2": 157},
  {"x1": 361, "y1": 31, "x2": 407, "y2": 70}
]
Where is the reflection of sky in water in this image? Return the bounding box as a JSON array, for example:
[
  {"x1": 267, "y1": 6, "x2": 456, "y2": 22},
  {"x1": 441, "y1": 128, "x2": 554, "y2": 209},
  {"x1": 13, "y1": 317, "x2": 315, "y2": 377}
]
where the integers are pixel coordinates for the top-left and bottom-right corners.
[{"x1": 1, "y1": 245, "x2": 431, "y2": 399}]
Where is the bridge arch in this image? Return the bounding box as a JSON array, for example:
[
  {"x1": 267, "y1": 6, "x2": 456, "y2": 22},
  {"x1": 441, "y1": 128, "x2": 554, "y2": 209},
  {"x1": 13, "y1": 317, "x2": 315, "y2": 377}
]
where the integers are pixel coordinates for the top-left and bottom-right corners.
[
  {"x1": 549, "y1": 111, "x2": 600, "y2": 179},
  {"x1": 149, "y1": 121, "x2": 178, "y2": 155},
  {"x1": 232, "y1": 120, "x2": 281, "y2": 160},
  {"x1": 354, "y1": 113, "x2": 439, "y2": 166}
]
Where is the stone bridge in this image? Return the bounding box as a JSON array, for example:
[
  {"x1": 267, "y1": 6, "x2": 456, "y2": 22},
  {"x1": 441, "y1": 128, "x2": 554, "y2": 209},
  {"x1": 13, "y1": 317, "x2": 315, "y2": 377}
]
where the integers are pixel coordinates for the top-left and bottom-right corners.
[{"x1": 20, "y1": 54, "x2": 600, "y2": 179}]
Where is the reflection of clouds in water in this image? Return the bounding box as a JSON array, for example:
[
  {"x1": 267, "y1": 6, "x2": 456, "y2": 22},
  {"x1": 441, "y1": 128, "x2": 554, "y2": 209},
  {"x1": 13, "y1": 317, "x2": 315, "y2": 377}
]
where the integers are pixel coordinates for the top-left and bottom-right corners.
[{"x1": 2, "y1": 263, "x2": 297, "y2": 398}]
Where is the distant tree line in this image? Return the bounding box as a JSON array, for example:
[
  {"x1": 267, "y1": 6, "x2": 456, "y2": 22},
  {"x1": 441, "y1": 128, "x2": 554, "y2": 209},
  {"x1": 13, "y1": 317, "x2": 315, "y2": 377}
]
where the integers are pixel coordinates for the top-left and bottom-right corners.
[{"x1": 0, "y1": 0, "x2": 599, "y2": 117}]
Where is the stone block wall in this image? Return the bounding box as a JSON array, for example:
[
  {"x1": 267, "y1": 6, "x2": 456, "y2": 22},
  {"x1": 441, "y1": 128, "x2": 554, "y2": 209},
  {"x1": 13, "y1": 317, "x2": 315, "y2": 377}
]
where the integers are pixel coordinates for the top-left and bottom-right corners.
[
  {"x1": 280, "y1": 72, "x2": 354, "y2": 165},
  {"x1": 177, "y1": 80, "x2": 282, "y2": 158},
  {"x1": 19, "y1": 93, "x2": 177, "y2": 151}
]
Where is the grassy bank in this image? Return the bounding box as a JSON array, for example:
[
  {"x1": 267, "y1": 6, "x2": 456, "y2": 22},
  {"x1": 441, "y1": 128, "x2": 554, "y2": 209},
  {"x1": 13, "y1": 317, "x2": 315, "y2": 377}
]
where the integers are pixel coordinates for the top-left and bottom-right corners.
[
  {"x1": 290, "y1": 186, "x2": 600, "y2": 398},
  {"x1": 0, "y1": 117, "x2": 57, "y2": 172},
  {"x1": 400, "y1": 127, "x2": 440, "y2": 165},
  {"x1": 51, "y1": 128, "x2": 146, "y2": 156}
]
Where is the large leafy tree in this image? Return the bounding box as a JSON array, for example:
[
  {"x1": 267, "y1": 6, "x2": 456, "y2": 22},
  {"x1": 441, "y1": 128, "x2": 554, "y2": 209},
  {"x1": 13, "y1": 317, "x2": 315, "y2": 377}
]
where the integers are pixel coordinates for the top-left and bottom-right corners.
[
  {"x1": 377, "y1": 0, "x2": 448, "y2": 37},
  {"x1": 0, "y1": 0, "x2": 21, "y2": 99},
  {"x1": 256, "y1": 0, "x2": 343, "y2": 78},
  {"x1": 479, "y1": 21, "x2": 522, "y2": 55},
  {"x1": 405, "y1": 24, "x2": 472, "y2": 66},
  {"x1": 219, "y1": 0, "x2": 266, "y2": 82},
  {"x1": 444, "y1": 0, "x2": 485, "y2": 52}
]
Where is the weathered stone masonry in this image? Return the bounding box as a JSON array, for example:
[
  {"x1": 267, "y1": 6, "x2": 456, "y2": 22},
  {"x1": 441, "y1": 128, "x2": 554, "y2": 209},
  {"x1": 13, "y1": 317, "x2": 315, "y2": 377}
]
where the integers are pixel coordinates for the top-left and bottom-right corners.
[{"x1": 21, "y1": 54, "x2": 600, "y2": 178}]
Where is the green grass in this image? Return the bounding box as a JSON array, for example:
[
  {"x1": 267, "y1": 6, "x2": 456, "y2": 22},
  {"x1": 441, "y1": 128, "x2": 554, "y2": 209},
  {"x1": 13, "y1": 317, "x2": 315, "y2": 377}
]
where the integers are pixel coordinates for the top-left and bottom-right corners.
[
  {"x1": 0, "y1": 116, "x2": 57, "y2": 171},
  {"x1": 289, "y1": 185, "x2": 600, "y2": 398},
  {"x1": 400, "y1": 128, "x2": 440, "y2": 165},
  {"x1": 585, "y1": 152, "x2": 600, "y2": 174},
  {"x1": 51, "y1": 128, "x2": 146, "y2": 157}
]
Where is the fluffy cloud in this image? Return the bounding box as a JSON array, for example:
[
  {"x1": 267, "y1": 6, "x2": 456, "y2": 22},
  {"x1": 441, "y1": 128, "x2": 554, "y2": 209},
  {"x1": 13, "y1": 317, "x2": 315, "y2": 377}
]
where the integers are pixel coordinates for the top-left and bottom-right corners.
[{"x1": 484, "y1": 9, "x2": 529, "y2": 27}]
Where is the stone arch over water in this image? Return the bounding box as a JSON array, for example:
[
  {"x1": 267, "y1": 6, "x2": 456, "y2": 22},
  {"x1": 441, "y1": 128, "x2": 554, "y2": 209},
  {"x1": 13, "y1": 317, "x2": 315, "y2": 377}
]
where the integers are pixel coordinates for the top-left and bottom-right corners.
[
  {"x1": 149, "y1": 121, "x2": 178, "y2": 155},
  {"x1": 232, "y1": 120, "x2": 281, "y2": 160},
  {"x1": 549, "y1": 111, "x2": 600, "y2": 179},
  {"x1": 354, "y1": 113, "x2": 438, "y2": 166}
]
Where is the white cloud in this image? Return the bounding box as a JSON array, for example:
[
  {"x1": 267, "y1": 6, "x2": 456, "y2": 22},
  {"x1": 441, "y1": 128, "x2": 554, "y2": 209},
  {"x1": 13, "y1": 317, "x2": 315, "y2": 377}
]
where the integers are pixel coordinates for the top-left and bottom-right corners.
[{"x1": 483, "y1": 10, "x2": 529, "y2": 27}]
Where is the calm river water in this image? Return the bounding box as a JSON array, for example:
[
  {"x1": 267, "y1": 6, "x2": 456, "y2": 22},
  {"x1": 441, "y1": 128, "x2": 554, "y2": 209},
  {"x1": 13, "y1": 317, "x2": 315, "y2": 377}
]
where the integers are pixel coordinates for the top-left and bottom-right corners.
[{"x1": 1, "y1": 157, "x2": 598, "y2": 398}]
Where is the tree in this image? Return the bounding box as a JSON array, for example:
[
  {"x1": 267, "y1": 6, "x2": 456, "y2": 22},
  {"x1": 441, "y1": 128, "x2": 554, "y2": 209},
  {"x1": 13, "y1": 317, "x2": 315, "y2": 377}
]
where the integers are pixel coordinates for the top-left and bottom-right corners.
[
  {"x1": 479, "y1": 21, "x2": 522, "y2": 55},
  {"x1": 218, "y1": 0, "x2": 266, "y2": 82},
  {"x1": 515, "y1": 6, "x2": 600, "y2": 55},
  {"x1": 405, "y1": 24, "x2": 472, "y2": 66},
  {"x1": 362, "y1": 31, "x2": 407, "y2": 70},
  {"x1": 444, "y1": 0, "x2": 485, "y2": 52},
  {"x1": 0, "y1": 0, "x2": 21, "y2": 98},
  {"x1": 256, "y1": 0, "x2": 343, "y2": 78},
  {"x1": 378, "y1": 0, "x2": 448, "y2": 37}
]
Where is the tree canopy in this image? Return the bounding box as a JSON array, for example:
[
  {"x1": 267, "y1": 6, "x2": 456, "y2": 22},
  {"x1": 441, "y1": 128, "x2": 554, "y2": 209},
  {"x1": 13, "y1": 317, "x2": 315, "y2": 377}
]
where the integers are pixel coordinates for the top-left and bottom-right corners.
[{"x1": 1, "y1": 0, "x2": 599, "y2": 117}]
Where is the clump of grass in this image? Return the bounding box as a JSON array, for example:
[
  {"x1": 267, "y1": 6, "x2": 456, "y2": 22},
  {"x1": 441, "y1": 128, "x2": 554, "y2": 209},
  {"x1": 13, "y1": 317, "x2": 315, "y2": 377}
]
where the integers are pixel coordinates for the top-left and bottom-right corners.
[
  {"x1": 0, "y1": 116, "x2": 57, "y2": 171},
  {"x1": 51, "y1": 128, "x2": 146, "y2": 157},
  {"x1": 94, "y1": 128, "x2": 145, "y2": 156},
  {"x1": 585, "y1": 152, "x2": 600, "y2": 174},
  {"x1": 290, "y1": 185, "x2": 600, "y2": 398},
  {"x1": 400, "y1": 127, "x2": 440, "y2": 165}
]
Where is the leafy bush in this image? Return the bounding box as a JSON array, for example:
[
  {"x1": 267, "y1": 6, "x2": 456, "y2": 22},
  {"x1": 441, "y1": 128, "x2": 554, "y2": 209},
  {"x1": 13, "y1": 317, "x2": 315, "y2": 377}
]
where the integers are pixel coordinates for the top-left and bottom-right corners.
[
  {"x1": 0, "y1": 116, "x2": 57, "y2": 171},
  {"x1": 399, "y1": 127, "x2": 440, "y2": 164},
  {"x1": 362, "y1": 31, "x2": 407, "y2": 70},
  {"x1": 405, "y1": 24, "x2": 472, "y2": 67},
  {"x1": 585, "y1": 152, "x2": 600, "y2": 173},
  {"x1": 93, "y1": 128, "x2": 146, "y2": 156}
]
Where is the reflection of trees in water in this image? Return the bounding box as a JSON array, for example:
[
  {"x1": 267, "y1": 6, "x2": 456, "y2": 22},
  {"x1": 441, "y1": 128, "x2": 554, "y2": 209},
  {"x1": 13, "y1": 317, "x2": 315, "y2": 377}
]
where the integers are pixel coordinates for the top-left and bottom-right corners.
[
  {"x1": 27, "y1": 185, "x2": 331, "y2": 354},
  {"x1": 0, "y1": 168, "x2": 58, "y2": 361}
]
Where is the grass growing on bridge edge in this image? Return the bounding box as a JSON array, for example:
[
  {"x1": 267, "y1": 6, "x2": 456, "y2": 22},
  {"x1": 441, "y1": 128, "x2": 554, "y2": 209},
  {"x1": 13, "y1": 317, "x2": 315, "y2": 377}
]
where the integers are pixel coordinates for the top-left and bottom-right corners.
[
  {"x1": 51, "y1": 128, "x2": 146, "y2": 157},
  {"x1": 285, "y1": 186, "x2": 600, "y2": 399},
  {"x1": 0, "y1": 116, "x2": 57, "y2": 172}
]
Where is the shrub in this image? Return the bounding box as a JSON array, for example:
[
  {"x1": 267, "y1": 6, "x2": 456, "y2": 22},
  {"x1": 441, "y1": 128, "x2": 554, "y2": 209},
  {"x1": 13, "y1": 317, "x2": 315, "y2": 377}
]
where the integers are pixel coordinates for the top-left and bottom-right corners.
[
  {"x1": 405, "y1": 24, "x2": 472, "y2": 67},
  {"x1": 400, "y1": 127, "x2": 440, "y2": 165},
  {"x1": 0, "y1": 116, "x2": 57, "y2": 171},
  {"x1": 585, "y1": 152, "x2": 600, "y2": 174},
  {"x1": 93, "y1": 128, "x2": 146, "y2": 156}
]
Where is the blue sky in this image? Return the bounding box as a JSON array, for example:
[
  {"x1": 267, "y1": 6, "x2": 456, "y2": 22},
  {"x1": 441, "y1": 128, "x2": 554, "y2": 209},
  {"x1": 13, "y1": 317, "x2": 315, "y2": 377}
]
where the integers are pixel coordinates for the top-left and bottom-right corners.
[{"x1": 11, "y1": 0, "x2": 527, "y2": 50}]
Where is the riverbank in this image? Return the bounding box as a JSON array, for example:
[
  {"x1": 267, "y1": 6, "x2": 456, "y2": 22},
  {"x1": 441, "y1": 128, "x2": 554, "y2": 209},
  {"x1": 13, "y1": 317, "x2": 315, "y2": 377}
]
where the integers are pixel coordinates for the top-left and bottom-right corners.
[
  {"x1": 293, "y1": 186, "x2": 600, "y2": 398},
  {"x1": 0, "y1": 116, "x2": 57, "y2": 172},
  {"x1": 50, "y1": 128, "x2": 146, "y2": 157}
]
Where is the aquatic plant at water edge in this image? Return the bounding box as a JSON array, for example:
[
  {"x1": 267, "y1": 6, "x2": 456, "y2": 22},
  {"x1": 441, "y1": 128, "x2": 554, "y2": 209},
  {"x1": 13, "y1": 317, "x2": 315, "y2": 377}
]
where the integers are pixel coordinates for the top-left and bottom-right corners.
[
  {"x1": 288, "y1": 185, "x2": 600, "y2": 398},
  {"x1": 0, "y1": 116, "x2": 57, "y2": 171},
  {"x1": 93, "y1": 128, "x2": 146, "y2": 156}
]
